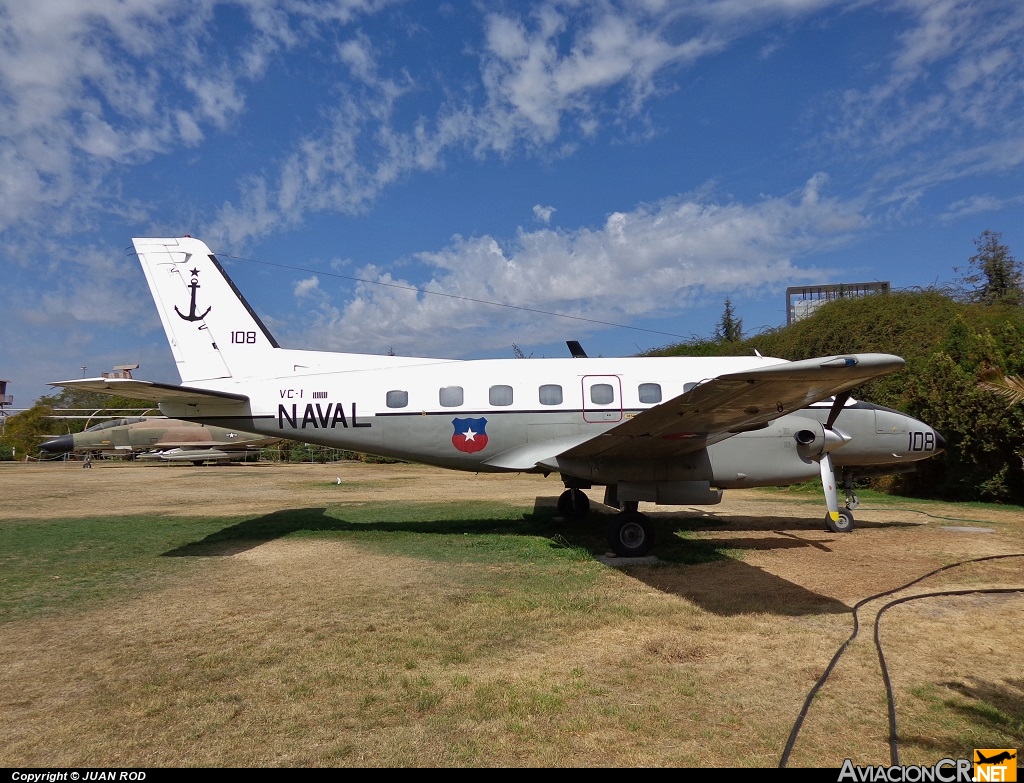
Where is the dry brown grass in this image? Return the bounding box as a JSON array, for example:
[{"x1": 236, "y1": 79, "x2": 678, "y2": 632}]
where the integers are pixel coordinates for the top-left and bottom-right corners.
[{"x1": 1, "y1": 461, "x2": 1021, "y2": 767}]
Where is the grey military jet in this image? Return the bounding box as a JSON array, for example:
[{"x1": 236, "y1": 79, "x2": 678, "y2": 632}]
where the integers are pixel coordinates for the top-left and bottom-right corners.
[{"x1": 40, "y1": 416, "x2": 279, "y2": 464}]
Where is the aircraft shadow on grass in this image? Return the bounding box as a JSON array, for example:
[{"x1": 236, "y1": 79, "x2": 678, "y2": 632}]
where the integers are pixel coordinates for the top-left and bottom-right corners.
[{"x1": 162, "y1": 496, "x2": 857, "y2": 616}]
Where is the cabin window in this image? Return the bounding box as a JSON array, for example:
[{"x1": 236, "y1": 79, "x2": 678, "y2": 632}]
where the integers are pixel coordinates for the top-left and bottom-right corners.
[
  {"x1": 439, "y1": 386, "x2": 464, "y2": 407},
  {"x1": 386, "y1": 390, "x2": 408, "y2": 408},
  {"x1": 489, "y1": 385, "x2": 514, "y2": 406},
  {"x1": 638, "y1": 383, "x2": 662, "y2": 404},
  {"x1": 590, "y1": 383, "x2": 615, "y2": 405},
  {"x1": 683, "y1": 382, "x2": 698, "y2": 394},
  {"x1": 539, "y1": 384, "x2": 563, "y2": 405}
]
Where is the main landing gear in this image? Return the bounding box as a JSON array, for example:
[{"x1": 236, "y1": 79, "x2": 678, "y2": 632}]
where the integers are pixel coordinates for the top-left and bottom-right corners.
[
  {"x1": 606, "y1": 501, "x2": 655, "y2": 558},
  {"x1": 556, "y1": 488, "x2": 590, "y2": 521},
  {"x1": 556, "y1": 487, "x2": 656, "y2": 557}
]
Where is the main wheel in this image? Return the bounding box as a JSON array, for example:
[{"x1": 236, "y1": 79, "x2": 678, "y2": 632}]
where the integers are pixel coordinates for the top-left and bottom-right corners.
[
  {"x1": 825, "y1": 508, "x2": 855, "y2": 533},
  {"x1": 607, "y1": 512, "x2": 655, "y2": 557},
  {"x1": 557, "y1": 488, "x2": 590, "y2": 520}
]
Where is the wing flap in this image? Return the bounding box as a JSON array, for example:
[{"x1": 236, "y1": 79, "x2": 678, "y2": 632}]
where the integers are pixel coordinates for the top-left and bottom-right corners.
[{"x1": 560, "y1": 353, "x2": 904, "y2": 461}]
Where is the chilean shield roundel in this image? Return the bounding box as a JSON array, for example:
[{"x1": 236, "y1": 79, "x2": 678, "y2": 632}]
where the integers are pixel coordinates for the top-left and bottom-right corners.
[{"x1": 451, "y1": 417, "x2": 488, "y2": 454}]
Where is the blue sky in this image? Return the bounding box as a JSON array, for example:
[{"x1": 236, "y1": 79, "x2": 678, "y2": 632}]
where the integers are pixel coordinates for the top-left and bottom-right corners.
[{"x1": 3, "y1": 0, "x2": 1023, "y2": 406}]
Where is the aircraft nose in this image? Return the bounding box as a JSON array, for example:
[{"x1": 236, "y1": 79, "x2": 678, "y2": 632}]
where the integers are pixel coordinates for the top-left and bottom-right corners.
[
  {"x1": 40, "y1": 434, "x2": 73, "y2": 453},
  {"x1": 934, "y1": 430, "x2": 947, "y2": 453}
]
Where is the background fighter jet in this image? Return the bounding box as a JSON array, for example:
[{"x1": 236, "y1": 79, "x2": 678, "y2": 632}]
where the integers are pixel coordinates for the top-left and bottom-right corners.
[{"x1": 40, "y1": 416, "x2": 280, "y2": 464}]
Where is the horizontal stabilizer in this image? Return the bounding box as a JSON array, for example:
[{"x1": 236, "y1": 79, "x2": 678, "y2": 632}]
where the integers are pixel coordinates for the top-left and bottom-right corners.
[{"x1": 50, "y1": 378, "x2": 249, "y2": 406}]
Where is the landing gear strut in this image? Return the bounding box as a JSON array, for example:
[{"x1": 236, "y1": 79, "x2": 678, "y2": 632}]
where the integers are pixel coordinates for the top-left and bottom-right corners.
[{"x1": 606, "y1": 501, "x2": 655, "y2": 557}]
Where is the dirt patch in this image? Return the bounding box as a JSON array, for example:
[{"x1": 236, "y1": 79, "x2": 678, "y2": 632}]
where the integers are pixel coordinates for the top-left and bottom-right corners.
[{"x1": 1, "y1": 460, "x2": 1022, "y2": 767}]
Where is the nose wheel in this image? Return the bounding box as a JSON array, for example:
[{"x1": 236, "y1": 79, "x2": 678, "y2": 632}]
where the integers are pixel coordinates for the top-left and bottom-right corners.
[{"x1": 825, "y1": 508, "x2": 855, "y2": 533}]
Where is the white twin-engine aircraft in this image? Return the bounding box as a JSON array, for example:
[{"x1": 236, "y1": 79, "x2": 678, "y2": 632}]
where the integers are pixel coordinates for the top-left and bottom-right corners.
[{"x1": 54, "y1": 237, "x2": 944, "y2": 557}]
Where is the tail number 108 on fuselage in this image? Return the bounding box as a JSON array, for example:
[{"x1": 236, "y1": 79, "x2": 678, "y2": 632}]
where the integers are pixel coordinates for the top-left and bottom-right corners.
[{"x1": 908, "y1": 431, "x2": 937, "y2": 452}]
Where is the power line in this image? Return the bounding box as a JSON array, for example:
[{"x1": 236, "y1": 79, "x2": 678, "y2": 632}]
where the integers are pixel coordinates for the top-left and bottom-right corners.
[{"x1": 219, "y1": 252, "x2": 691, "y2": 341}]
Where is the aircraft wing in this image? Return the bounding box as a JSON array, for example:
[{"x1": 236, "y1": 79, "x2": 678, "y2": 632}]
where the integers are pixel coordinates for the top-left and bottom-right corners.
[
  {"x1": 50, "y1": 378, "x2": 249, "y2": 405},
  {"x1": 151, "y1": 440, "x2": 257, "y2": 449},
  {"x1": 151, "y1": 437, "x2": 280, "y2": 449},
  {"x1": 554, "y1": 353, "x2": 905, "y2": 462}
]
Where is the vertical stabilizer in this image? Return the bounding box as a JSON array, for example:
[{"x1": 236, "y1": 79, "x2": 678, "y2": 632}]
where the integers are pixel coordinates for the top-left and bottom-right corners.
[{"x1": 134, "y1": 237, "x2": 280, "y2": 384}]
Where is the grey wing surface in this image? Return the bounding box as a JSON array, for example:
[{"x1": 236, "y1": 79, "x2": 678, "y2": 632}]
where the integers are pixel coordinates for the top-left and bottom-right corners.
[{"x1": 558, "y1": 353, "x2": 904, "y2": 462}]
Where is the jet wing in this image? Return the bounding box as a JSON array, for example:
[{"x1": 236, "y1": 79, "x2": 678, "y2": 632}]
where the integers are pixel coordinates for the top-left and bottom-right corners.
[
  {"x1": 553, "y1": 353, "x2": 905, "y2": 463},
  {"x1": 152, "y1": 440, "x2": 254, "y2": 449},
  {"x1": 151, "y1": 437, "x2": 280, "y2": 449}
]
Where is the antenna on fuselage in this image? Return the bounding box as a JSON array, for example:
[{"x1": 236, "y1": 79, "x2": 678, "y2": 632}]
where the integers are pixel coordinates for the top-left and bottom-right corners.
[{"x1": 566, "y1": 340, "x2": 588, "y2": 358}]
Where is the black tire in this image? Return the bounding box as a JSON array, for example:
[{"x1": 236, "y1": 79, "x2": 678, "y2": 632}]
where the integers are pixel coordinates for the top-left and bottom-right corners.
[
  {"x1": 607, "y1": 511, "x2": 655, "y2": 557},
  {"x1": 825, "y1": 508, "x2": 855, "y2": 533},
  {"x1": 557, "y1": 488, "x2": 591, "y2": 520}
]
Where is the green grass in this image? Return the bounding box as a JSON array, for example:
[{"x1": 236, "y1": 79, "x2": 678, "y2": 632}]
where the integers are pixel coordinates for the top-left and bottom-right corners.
[
  {"x1": 0, "y1": 501, "x2": 578, "y2": 622},
  {"x1": 19, "y1": 485, "x2": 1021, "y2": 627},
  {"x1": 905, "y1": 682, "x2": 1024, "y2": 757},
  {"x1": 0, "y1": 514, "x2": 224, "y2": 621},
  {"x1": 0, "y1": 499, "x2": 747, "y2": 623}
]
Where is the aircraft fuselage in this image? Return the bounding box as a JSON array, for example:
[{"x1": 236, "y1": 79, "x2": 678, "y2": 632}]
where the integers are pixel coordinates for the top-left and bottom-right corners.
[{"x1": 155, "y1": 352, "x2": 940, "y2": 491}]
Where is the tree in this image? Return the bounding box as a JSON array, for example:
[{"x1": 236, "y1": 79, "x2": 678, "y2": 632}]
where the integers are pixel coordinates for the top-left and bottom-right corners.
[
  {"x1": 956, "y1": 230, "x2": 1023, "y2": 307},
  {"x1": 0, "y1": 403, "x2": 55, "y2": 459},
  {"x1": 715, "y1": 298, "x2": 743, "y2": 342}
]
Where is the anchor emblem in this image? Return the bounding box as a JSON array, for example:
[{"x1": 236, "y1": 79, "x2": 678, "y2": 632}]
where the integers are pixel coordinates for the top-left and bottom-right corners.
[{"x1": 175, "y1": 267, "x2": 212, "y2": 322}]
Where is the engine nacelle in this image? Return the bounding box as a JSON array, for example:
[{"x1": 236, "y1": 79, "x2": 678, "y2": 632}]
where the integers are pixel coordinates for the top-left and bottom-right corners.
[{"x1": 794, "y1": 424, "x2": 851, "y2": 460}]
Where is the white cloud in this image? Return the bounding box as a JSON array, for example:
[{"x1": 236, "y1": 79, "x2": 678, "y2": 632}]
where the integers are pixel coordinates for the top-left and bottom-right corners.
[
  {"x1": 474, "y1": 4, "x2": 724, "y2": 152},
  {"x1": 940, "y1": 192, "x2": 1024, "y2": 222},
  {"x1": 3, "y1": 0, "x2": 1020, "y2": 248},
  {"x1": 203, "y1": 2, "x2": 777, "y2": 244},
  {"x1": 294, "y1": 175, "x2": 858, "y2": 356},
  {"x1": 0, "y1": 0, "x2": 392, "y2": 234},
  {"x1": 533, "y1": 204, "x2": 556, "y2": 223},
  {"x1": 293, "y1": 275, "x2": 321, "y2": 298},
  {"x1": 825, "y1": 0, "x2": 1024, "y2": 205}
]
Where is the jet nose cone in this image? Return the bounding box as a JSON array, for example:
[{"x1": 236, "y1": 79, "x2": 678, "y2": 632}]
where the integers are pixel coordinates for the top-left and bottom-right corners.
[
  {"x1": 934, "y1": 430, "x2": 947, "y2": 453},
  {"x1": 40, "y1": 434, "x2": 73, "y2": 453}
]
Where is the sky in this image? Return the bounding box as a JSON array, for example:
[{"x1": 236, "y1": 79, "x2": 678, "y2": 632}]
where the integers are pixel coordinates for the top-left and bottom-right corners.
[{"x1": 2, "y1": 0, "x2": 1023, "y2": 407}]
